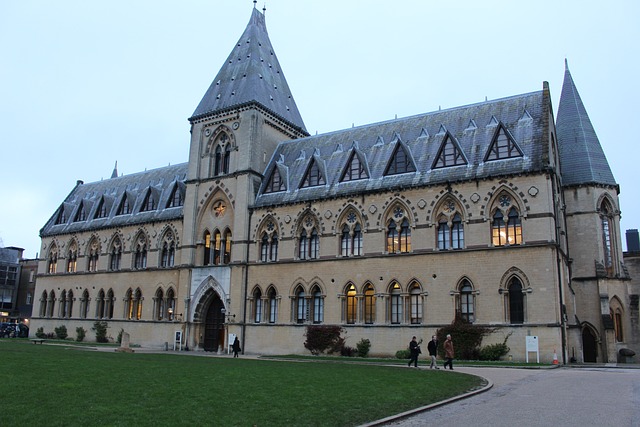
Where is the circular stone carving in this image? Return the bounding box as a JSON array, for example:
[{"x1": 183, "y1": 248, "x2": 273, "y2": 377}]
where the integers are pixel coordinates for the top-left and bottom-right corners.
[
  {"x1": 369, "y1": 205, "x2": 377, "y2": 214},
  {"x1": 417, "y1": 199, "x2": 427, "y2": 209},
  {"x1": 324, "y1": 210, "x2": 332, "y2": 219},
  {"x1": 232, "y1": 122, "x2": 240, "y2": 130},
  {"x1": 470, "y1": 193, "x2": 481, "y2": 203},
  {"x1": 528, "y1": 186, "x2": 539, "y2": 197},
  {"x1": 284, "y1": 215, "x2": 291, "y2": 224},
  {"x1": 205, "y1": 128, "x2": 211, "y2": 137}
]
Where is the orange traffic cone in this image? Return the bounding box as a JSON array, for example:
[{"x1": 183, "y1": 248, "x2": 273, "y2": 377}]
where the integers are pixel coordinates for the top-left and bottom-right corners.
[{"x1": 552, "y1": 349, "x2": 559, "y2": 365}]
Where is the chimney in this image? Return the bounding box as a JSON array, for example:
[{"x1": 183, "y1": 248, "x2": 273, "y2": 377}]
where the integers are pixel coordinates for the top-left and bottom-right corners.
[{"x1": 626, "y1": 229, "x2": 640, "y2": 252}]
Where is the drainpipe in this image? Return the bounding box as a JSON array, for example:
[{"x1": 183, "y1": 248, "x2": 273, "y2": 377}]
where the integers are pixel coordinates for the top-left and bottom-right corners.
[
  {"x1": 550, "y1": 166, "x2": 568, "y2": 364},
  {"x1": 241, "y1": 208, "x2": 253, "y2": 354}
]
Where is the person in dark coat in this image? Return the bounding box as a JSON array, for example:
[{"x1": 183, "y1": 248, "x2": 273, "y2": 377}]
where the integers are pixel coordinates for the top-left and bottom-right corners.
[
  {"x1": 408, "y1": 336, "x2": 420, "y2": 368},
  {"x1": 232, "y1": 336, "x2": 241, "y2": 358},
  {"x1": 427, "y1": 335, "x2": 440, "y2": 369}
]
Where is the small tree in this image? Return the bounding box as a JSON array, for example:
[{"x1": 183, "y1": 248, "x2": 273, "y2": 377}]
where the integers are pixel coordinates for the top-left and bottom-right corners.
[
  {"x1": 304, "y1": 325, "x2": 345, "y2": 355},
  {"x1": 437, "y1": 316, "x2": 493, "y2": 360},
  {"x1": 92, "y1": 321, "x2": 109, "y2": 343},
  {"x1": 356, "y1": 338, "x2": 371, "y2": 358},
  {"x1": 76, "y1": 327, "x2": 86, "y2": 342},
  {"x1": 54, "y1": 325, "x2": 68, "y2": 340},
  {"x1": 35, "y1": 327, "x2": 45, "y2": 339}
]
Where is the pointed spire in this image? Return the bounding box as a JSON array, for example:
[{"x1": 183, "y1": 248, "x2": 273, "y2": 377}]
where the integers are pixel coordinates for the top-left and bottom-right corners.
[
  {"x1": 190, "y1": 7, "x2": 307, "y2": 134},
  {"x1": 111, "y1": 161, "x2": 118, "y2": 179},
  {"x1": 556, "y1": 60, "x2": 616, "y2": 187}
]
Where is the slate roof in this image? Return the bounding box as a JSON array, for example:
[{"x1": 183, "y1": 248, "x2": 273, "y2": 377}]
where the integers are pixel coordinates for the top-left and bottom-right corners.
[
  {"x1": 556, "y1": 60, "x2": 616, "y2": 187},
  {"x1": 255, "y1": 89, "x2": 550, "y2": 207},
  {"x1": 40, "y1": 163, "x2": 188, "y2": 237},
  {"x1": 190, "y1": 7, "x2": 307, "y2": 134}
]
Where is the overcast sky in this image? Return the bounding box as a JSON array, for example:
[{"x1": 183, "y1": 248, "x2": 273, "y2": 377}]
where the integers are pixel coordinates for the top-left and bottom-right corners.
[{"x1": 1, "y1": 1, "x2": 638, "y2": 258}]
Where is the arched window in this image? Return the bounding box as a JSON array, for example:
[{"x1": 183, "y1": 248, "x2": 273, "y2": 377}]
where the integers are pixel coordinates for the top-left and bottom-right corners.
[
  {"x1": 299, "y1": 227, "x2": 319, "y2": 260},
  {"x1": 458, "y1": 280, "x2": 474, "y2": 323},
  {"x1": 87, "y1": 240, "x2": 99, "y2": 272},
  {"x1": 203, "y1": 231, "x2": 211, "y2": 265},
  {"x1": 39, "y1": 291, "x2": 48, "y2": 317},
  {"x1": 610, "y1": 298, "x2": 624, "y2": 342},
  {"x1": 126, "y1": 288, "x2": 143, "y2": 320},
  {"x1": 133, "y1": 236, "x2": 147, "y2": 269},
  {"x1": 166, "y1": 288, "x2": 176, "y2": 321},
  {"x1": 109, "y1": 238, "x2": 122, "y2": 271},
  {"x1": 386, "y1": 221, "x2": 398, "y2": 253},
  {"x1": 253, "y1": 288, "x2": 263, "y2": 323},
  {"x1": 213, "y1": 230, "x2": 222, "y2": 265},
  {"x1": 47, "y1": 290, "x2": 56, "y2": 317},
  {"x1": 161, "y1": 240, "x2": 176, "y2": 268},
  {"x1": 48, "y1": 245, "x2": 58, "y2": 274},
  {"x1": 492, "y1": 207, "x2": 522, "y2": 246},
  {"x1": 106, "y1": 289, "x2": 114, "y2": 319},
  {"x1": 212, "y1": 132, "x2": 231, "y2": 176},
  {"x1": 386, "y1": 207, "x2": 411, "y2": 254},
  {"x1": 341, "y1": 224, "x2": 351, "y2": 257},
  {"x1": 390, "y1": 282, "x2": 402, "y2": 324},
  {"x1": 67, "y1": 243, "x2": 77, "y2": 273},
  {"x1": 66, "y1": 290, "x2": 74, "y2": 318},
  {"x1": 438, "y1": 211, "x2": 464, "y2": 250},
  {"x1": 267, "y1": 287, "x2": 278, "y2": 323},
  {"x1": 508, "y1": 278, "x2": 524, "y2": 324},
  {"x1": 60, "y1": 290, "x2": 67, "y2": 318},
  {"x1": 80, "y1": 290, "x2": 90, "y2": 319},
  {"x1": 600, "y1": 200, "x2": 616, "y2": 274},
  {"x1": 97, "y1": 289, "x2": 105, "y2": 319},
  {"x1": 312, "y1": 286, "x2": 324, "y2": 324},
  {"x1": 340, "y1": 215, "x2": 363, "y2": 257},
  {"x1": 364, "y1": 284, "x2": 375, "y2": 324},
  {"x1": 155, "y1": 288, "x2": 165, "y2": 321},
  {"x1": 346, "y1": 284, "x2": 357, "y2": 324},
  {"x1": 409, "y1": 282, "x2": 422, "y2": 324},
  {"x1": 295, "y1": 287, "x2": 307, "y2": 324},
  {"x1": 223, "y1": 229, "x2": 232, "y2": 264}
]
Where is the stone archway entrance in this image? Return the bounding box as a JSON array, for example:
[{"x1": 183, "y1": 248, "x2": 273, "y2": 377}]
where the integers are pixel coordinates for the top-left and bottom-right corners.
[
  {"x1": 203, "y1": 293, "x2": 225, "y2": 352},
  {"x1": 582, "y1": 326, "x2": 598, "y2": 363}
]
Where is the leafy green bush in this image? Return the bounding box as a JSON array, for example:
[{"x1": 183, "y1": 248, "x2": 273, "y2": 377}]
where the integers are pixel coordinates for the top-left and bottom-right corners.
[
  {"x1": 356, "y1": 338, "x2": 371, "y2": 358},
  {"x1": 479, "y1": 333, "x2": 512, "y2": 360},
  {"x1": 437, "y1": 316, "x2": 493, "y2": 360},
  {"x1": 54, "y1": 325, "x2": 68, "y2": 340},
  {"x1": 76, "y1": 327, "x2": 86, "y2": 342},
  {"x1": 35, "y1": 327, "x2": 45, "y2": 339},
  {"x1": 341, "y1": 345, "x2": 356, "y2": 357},
  {"x1": 395, "y1": 349, "x2": 410, "y2": 359},
  {"x1": 304, "y1": 325, "x2": 345, "y2": 355},
  {"x1": 92, "y1": 321, "x2": 109, "y2": 343}
]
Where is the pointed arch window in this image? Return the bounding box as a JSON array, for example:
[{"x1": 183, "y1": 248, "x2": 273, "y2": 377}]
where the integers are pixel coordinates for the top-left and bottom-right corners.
[
  {"x1": 268, "y1": 287, "x2": 278, "y2": 323},
  {"x1": 80, "y1": 289, "x2": 90, "y2": 319},
  {"x1": 39, "y1": 291, "x2": 48, "y2": 317},
  {"x1": 105, "y1": 289, "x2": 114, "y2": 319},
  {"x1": 384, "y1": 143, "x2": 416, "y2": 175},
  {"x1": 434, "y1": 135, "x2": 467, "y2": 168},
  {"x1": 438, "y1": 213, "x2": 464, "y2": 250},
  {"x1": 507, "y1": 278, "x2": 524, "y2": 324},
  {"x1": 48, "y1": 246, "x2": 58, "y2": 274},
  {"x1": 387, "y1": 217, "x2": 411, "y2": 254},
  {"x1": 409, "y1": 282, "x2": 422, "y2": 324},
  {"x1": 265, "y1": 167, "x2": 286, "y2": 193},
  {"x1": 155, "y1": 288, "x2": 165, "y2": 321},
  {"x1": 74, "y1": 202, "x2": 87, "y2": 222},
  {"x1": 611, "y1": 307, "x2": 624, "y2": 342},
  {"x1": 260, "y1": 231, "x2": 278, "y2": 262},
  {"x1": 346, "y1": 284, "x2": 357, "y2": 324},
  {"x1": 47, "y1": 290, "x2": 56, "y2": 317},
  {"x1": 341, "y1": 221, "x2": 363, "y2": 257},
  {"x1": 133, "y1": 237, "x2": 148, "y2": 270},
  {"x1": 485, "y1": 125, "x2": 523, "y2": 161},
  {"x1": 312, "y1": 286, "x2": 324, "y2": 324},
  {"x1": 223, "y1": 229, "x2": 232, "y2": 264},
  {"x1": 109, "y1": 238, "x2": 122, "y2": 271},
  {"x1": 492, "y1": 206, "x2": 522, "y2": 246},
  {"x1": 301, "y1": 158, "x2": 325, "y2": 188},
  {"x1": 167, "y1": 185, "x2": 184, "y2": 208},
  {"x1": 126, "y1": 288, "x2": 143, "y2": 320},
  {"x1": 88, "y1": 241, "x2": 99, "y2": 272},
  {"x1": 166, "y1": 288, "x2": 176, "y2": 321},
  {"x1": 213, "y1": 230, "x2": 222, "y2": 265},
  {"x1": 253, "y1": 288, "x2": 263, "y2": 323},
  {"x1": 161, "y1": 234, "x2": 176, "y2": 268},
  {"x1": 364, "y1": 284, "x2": 376, "y2": 324},
  {"x1": 97, "y1": 289, "x2": 106, "y2": 319},
  {"x1": 600, "y1": 200, "x2": 615, "y2": 274},
  {"x1": 390, "y1": 282, "x2": 403, "y2": 324},
  {"x1": 212, "y1": 132, "x2": 231, "y2": 176},
  {"x1": 66, "y1": 245, "x2": 77, "y2": 273},
  {"x1": 458, "y1": 280, "x2": 474, "y2": 323},
  {"x1": 203, "y1": 231, "x2": 211, "y2": 265},
  {"x1": 299, "y1": 228, "x2": 319, "y2": 260},
  {"x1": 341, "y1": 151, "x2": 368, "y2": 182},
  {"x1": 295, "y1": 287, "x2": 307, "y2": 324}
]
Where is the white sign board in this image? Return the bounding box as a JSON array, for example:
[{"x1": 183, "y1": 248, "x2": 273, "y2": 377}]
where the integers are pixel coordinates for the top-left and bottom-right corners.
[{"x1": 525, "y1": 335, "x2": 539, "y2": 363}]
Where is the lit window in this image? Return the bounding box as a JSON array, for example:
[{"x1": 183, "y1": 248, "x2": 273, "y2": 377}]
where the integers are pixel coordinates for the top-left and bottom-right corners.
[
  {"x1": 346, "y1": 284, "x2": 357, "y2": 324},
  {"x1": 364, "y1": 285, "x2": 375, "y2": 324}
]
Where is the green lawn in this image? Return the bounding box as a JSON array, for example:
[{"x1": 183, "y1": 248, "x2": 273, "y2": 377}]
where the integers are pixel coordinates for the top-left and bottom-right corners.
[{"x1": 1, "y1": 340, "x2": 484, "y2": 426}]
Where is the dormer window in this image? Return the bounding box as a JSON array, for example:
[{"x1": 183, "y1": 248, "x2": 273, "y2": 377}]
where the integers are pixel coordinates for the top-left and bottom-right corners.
[
  {"x1": 116, "y1": 195, "x2": 131, "y2": 215},
  {"x1": 434, "y1": 133, "x2": 467, "y2": 168},
  {"x1": 265, "y1": 167, "x2": 286, "y2": 193},
  {"x1": 340, "y1": 151, "x2": 368, "y2": 182},
  {"x1": 384, "y1": 143, "x2": 415, "y2": 175},
  {"x1": 167, "y1": 185, "x2": 184, "y2": 208},
  {"x1": 140, "y1": 190, "x2": 156, "y2": 212},
  {"x1": 485, "y1": 124, "x2": 523, "y2": 161},
  {"x1": 301, "y1": 158, "x2": 325, "y2": 188}
]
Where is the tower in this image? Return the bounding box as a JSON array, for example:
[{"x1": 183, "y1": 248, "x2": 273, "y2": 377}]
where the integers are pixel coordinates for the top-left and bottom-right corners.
[{"x1": 181, "y1": 6, "x2": 307, "y2": 351}]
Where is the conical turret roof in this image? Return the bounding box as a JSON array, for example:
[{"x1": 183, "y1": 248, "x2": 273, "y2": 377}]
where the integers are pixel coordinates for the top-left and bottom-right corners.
[
  {"x1": 556, "y1": 60, "x2": 616, "y2": 187},
  {"x1": 190, "y1": 7, "x2": 307, "y2": 134}
]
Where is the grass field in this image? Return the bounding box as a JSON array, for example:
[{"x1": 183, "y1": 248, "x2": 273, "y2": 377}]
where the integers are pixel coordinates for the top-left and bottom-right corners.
[{"x1": 1, "y1": 339, "x2": 484, "y2": 426}]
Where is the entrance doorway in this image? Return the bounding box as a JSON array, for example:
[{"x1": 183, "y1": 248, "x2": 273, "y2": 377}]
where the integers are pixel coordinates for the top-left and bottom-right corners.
[
  {"x1": 204, "y1": 294, "x2": 225, "y2": 352},
  {"x1": 582, "y1": 326, "x2": 598, "y2": 363}
]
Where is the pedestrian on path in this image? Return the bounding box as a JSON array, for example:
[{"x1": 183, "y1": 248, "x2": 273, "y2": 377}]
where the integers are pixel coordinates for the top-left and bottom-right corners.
[
  {"x1": 408, "y1": 336, "x2": 421, "y2": 368},
  {"x1": 443, "y1": 334, "x2": 454, "y2": 370},
  {"x1": 232, "y1": 336, "x2": 241, "y2": 358},
  {"x1": 427, "y1": 335, "x2": 440, "y2": 369}
]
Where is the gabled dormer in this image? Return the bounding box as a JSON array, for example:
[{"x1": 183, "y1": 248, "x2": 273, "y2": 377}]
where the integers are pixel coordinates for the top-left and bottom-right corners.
[
  {"x1": 484, "y1": 123, "x2": 523, "y2": 161},
  {"x1": 433, "y1": 132, "x2": 467, "y2": 169}
]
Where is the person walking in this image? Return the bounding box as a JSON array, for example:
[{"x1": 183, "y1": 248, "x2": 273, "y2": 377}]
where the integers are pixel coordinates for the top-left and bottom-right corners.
[
  {"x1": 408, "y1": 336, "x2": 420, "y2": 368},
  {"x1": 232, "y1": 336, "x2": 241, "y2": 358},
  {"x1": 427, "y1": 335, "x2": 440, "y2": 369},
  {"x1": 443, "y1": 334, "x2": 454, "y2": 370}
]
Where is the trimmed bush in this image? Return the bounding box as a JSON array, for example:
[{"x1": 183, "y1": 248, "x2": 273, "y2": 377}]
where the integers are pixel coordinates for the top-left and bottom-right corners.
[
  {"x1": 92, "y1": 321, "x2": 109, "y2": 343},
  {"x1": 76, "y1": 327, "x2": 86, "y2": 342},
  {"x1": 54, "y1": 325, "x2": 68, "y2": 340},
  {"x1": 356, "y1": 338, "x2": 371, "y2": 358},
  {"x1": 35, "y1": 327, "x2": 45, "y2": 339}
]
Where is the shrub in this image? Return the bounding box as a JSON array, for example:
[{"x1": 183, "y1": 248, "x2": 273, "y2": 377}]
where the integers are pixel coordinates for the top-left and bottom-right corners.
[
  {"x1": 395, "y1": 349, "x2": 411, "y2": 359},
  {"x1": 479, "y1": 333, "x2": 512, "y2": 361},
  {"x1": 76, "y1": 327, "x2": 86, "y2": 342},
  {"x1": 54, "y1": 325, "x2": 68, "y2": 340},
  {"x1": 92, "y1": 321, "x2": 109, "y2": 343},
  {"x1": 304, "y1": 325, "x2": 345, "y2": 355},
  {"x1": 35, "y1": 327, "x2": 45, "y2": 339},
  {"x1": 356, "y1": 338, "x2": 371, "y2": 358},
  {"x1": 437, "y1": 316, "x2": 494, "y2": 360},
  {"x1": 116, "y1": 328, "x2": 124, "y2": 344},
  {"x1": 341, "y1": 345, "x2": 356, "y2": 357}
]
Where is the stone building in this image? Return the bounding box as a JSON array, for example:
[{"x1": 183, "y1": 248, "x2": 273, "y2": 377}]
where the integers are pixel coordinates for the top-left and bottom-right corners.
[{"x1": 31, "y1": 6, "x2": 635, "y2": 363}]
